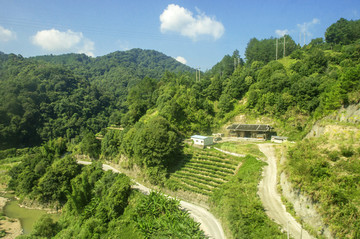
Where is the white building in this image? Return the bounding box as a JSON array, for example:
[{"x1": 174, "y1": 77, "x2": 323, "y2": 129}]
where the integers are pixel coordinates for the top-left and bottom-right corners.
[
  {"x1": 191, "y1": 135, "x2": 213, "y2": 148},
  {"x1": 271, "y1": 136, "x2": 288, "y2": 143}
]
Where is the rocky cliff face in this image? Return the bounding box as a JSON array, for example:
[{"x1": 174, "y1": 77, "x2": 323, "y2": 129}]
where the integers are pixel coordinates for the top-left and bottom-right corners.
[{"x1": 306, "y1": 103, "x2": 360, "y2": 138}]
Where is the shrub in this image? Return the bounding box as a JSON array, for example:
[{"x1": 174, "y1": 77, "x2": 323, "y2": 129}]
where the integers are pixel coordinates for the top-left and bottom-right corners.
[{"x1": 340, "y1": 146, "x2": 354, "y2": 158}]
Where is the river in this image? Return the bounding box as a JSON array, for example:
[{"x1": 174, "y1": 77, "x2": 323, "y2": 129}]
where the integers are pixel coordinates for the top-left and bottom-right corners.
[{"x1": 2, "y1": 195, "x2": 60, "y2": 235}]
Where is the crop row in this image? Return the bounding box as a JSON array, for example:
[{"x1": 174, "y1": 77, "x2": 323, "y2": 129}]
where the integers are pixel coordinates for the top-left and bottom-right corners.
[
  {"x1": 191, "y1": 159, "x2": 236, "y2": 171},
  {"x1": 185, "y1": 162, "x2": 234, "y2": 175},
  {"x1": 173, "y1": 173, "x2": 218, "y2": 189},
  {"x1": 175, "y1": 171, "x2": 224, "y2": 186},
  {"x1": 171, "y1": 178, "x2": 211, "y2": 196},
  {"x1": 193, "y1": 155, "x2": 239, "y2": 166},
  {"x1": 182, "y1": 163, "x2": 229, "y2": 177},
  {"x1": 181, "y1": 167, "x2": 229, "y2": 181},
  {"x1": 171, "y1": 176, "x2": 212, "y2": 194}
]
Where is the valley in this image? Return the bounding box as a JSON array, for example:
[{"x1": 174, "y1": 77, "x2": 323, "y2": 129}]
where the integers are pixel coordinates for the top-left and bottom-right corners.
[{"x1": 0, "y1": 17, "x2": 360, "y2": 238}]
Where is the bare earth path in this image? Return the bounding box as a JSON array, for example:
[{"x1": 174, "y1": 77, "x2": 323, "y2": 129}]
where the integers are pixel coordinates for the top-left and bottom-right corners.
[
  {"x1": 257, "y1": 144, "x2": 313, "y2": 239},
  {"x1": 78, "y1": 161, "x2": 225, "y2": 239}
]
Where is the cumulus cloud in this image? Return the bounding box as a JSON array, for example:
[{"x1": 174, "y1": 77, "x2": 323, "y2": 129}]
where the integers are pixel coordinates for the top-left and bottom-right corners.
[
  {"x1": 297, "y1": 18, "x2": 320, "y2": 35},
  {"x1": 175, "y1": 56, "x2": 187, "y2": 64},
  {"x1": 160, "y1": 4, "x2": 224, "y2": 40},
  {"x1": 275, "y1": 29, "x2": 289, "y2": 37},
  {"x1": 32, "y1": 29, "x2": 95, "y2": 56},
  {"x1": 0, "y1": 25, "x2": 16, "y2": 42}
]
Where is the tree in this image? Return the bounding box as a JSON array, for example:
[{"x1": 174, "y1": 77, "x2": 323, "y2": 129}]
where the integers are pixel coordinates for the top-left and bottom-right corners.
[
  {"x1": 32, "y1": 215, "x2": 59, "y2": 238},
  {"x1": 129, "y1": 116, "x2": 180, "y2": 183},
  {"x1": 325, "y1": 18, "x2": 360, "y2": 44},
  {"x1": 245, "y1": 36, "x2": 298, "y2": 64},
  {"x1": 36, "y1": 155, "x2": 81, "y2": 204},
  {"x1": 79, "y1": 131, "x2": 101, "y2": 159}
]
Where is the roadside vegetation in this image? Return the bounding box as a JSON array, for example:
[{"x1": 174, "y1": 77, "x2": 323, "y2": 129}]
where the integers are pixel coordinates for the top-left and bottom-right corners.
[
  {"x1": 284, "y1": 127, "x2": 360, "y2": 238},
  {"x1": 211, "y1": 155, "x2": 285, "y2": 238},
  {"x1": 0, "y1": 17, "x2": 360, "y2": 237},
  {"x1": 3, "y1": 142, "x2": 205, "y2": 239}
]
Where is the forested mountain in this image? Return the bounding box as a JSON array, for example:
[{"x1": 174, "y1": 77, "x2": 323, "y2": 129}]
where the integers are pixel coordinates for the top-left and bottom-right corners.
[
  {"x1": 1, "y1": 18, "x2": 360, "y2": 148},
  {"x1": 1, "y1": 17, "x2": 360, "y2": 239},
  {"x1": 0, "y1": 49, "x2": 194, "y2": 149}
]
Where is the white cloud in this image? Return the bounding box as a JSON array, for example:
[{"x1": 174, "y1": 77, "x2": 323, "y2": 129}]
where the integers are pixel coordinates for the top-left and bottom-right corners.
[
  {"x1": 275, "y1": 29, "x2": 289, "y2": 37},
  {"x1": 32, "y1": 29, "x2": 95, "y2": 56},
  {"x1": 0, "y1": 25, "x2": 16, "y2": 42},
  {"x1": 297, "y1": 18, "x2": 320, "y2": 36},
  {"x1": 175, "y1": 56, "x2": 187, "y2": 64},
  {"x1": 160, "y1": 4, "x2": 225, "y2": 41},
  {"x1": 117, "y1": 40, "x2": 130, "y2": 51}
]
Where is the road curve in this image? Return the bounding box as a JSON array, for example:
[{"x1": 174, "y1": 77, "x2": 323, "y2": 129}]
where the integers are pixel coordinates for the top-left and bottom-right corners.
[
  {"x1": 77, "y1": 160, "x2": 225, "y2": 239},
  {"x1": 257, "y1": 144, "x2": 313, "y2": 239}
]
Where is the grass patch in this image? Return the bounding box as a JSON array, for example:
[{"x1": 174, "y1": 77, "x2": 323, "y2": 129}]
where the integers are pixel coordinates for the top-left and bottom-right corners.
[
  {"x1": 285, "y1": 128, "x2": 360, "y2": 238},
  {"x1": 210, "y1": 155, "x2": 286, "y2": 238},
  {"x1": 215, "y1": 141, "x2": 265, "y2": 159}
]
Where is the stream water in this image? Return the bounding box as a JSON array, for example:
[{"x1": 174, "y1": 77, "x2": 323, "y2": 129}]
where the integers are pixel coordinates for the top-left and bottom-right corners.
[{"x1": 3, "y1": 197, "x2": 60, "y2": 235}]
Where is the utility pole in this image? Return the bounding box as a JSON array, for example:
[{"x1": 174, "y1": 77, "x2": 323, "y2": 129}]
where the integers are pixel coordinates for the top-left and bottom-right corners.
[
  {"x1": 283, "y1": 35, "x2": 286, "y2": 58},
  {"x1": 287, "y1": 221, "x2": 290, "y2": 239},
  {"x1": 275, "y1": 38, "x2": 279, "y2": 60}
]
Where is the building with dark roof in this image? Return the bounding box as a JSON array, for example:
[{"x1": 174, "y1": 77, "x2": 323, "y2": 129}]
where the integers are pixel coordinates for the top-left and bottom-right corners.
[{"x1": 226, "y1": 124, "x2": 273, "y2": 139}]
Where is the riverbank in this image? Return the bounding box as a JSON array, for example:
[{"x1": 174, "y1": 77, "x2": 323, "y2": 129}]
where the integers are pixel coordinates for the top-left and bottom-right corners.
[{"x1": 0, "y1": 196, "x2": 22, "y2": 239}]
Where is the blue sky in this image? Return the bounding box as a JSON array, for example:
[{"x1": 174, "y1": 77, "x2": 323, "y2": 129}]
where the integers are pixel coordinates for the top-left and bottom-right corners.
[{"x1": 0, "y1": 0, "x2": 359, "y2": 70}]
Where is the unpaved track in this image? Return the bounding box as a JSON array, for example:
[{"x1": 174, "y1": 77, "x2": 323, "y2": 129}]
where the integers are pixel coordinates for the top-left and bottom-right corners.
[
  {"x1": 258, "y1": 144, "x2": 313, "y2": 239},
  {"x1": 78, "y1": 161, "x2": 225, "y2": 239}
]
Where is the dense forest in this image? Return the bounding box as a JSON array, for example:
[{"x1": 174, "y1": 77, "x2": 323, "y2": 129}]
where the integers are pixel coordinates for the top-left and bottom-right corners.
[{"x1": 1, "y1": 17, "x2": 360, "y2": 238}]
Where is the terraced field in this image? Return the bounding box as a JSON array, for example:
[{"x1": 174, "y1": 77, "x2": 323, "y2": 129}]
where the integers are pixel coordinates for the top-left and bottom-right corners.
[{"x1": 167, "y1": 146, "x2": 243, "y2": 196}]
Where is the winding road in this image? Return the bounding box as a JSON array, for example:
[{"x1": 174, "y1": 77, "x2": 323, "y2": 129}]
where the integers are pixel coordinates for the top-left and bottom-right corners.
[
  {"x1": 77, "y1": 160, "x2": 225, "y2": 239},
  {"x1": 257, "y1": 144, "x2": 313, "y2": 239}
]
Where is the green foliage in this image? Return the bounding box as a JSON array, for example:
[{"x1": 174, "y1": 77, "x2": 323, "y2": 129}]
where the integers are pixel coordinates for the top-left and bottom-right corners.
[
  {"x1": 127, "y1": 116, "x2": 181, "y2": 184},
  {"x1": 32, "y1": 214, "x2": 59, "y2": 238},
  {"x1": 35, "y1": 155, "x2": 81, "y2": 204},
  {"x1": 133, "y1": 192, "x2": 205, "y2": 238},
  {"x1": 285, "y1": 135, "x2": 360, "y2": 238},
  {"x1": 211, "y1": 156, "x2": 285, "y2": 238},
  {"x1": 8, "y1": 138, "x2": 68, "y2": 197},
  {"x1": 325, "y1": 18, "x2": 360, "y2": 44},
  {"x1": 78, "y1": 131, "x2": 101, "y2": 159},
  {"x1": 166, "y1": 146, "x2": 242, "y2": 196},
  {"x1": 245, "y1": 35, "x2": 298, "y2": 64}
]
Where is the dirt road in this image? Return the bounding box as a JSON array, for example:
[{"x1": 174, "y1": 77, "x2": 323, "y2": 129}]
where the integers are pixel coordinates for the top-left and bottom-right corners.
[
  {"x1": 78, "y1": 161, "x2": 225, "y2": 239},
  {"x1": 257, "y1": 144, "x2": 313, "y2": 239}
]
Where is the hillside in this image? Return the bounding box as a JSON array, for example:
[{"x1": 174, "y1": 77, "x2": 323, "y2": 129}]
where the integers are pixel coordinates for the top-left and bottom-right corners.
[
  {"x1": 1, "y1": 17, "x2": 360, "y2": 238},
  {"x1": 280, "y1": 103, "x2": 360, "y2": 238},
  {"x1": 0, "y1": 49, "x2": 194, "y2": 149}
]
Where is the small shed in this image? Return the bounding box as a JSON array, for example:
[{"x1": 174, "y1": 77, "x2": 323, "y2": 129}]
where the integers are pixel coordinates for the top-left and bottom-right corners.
[
  {"x1": 191, "y1": 135, "x2": 213, "y2": 148},
  {"x1": 226, "y1": 124, "x2": 273, "y2": 140}
]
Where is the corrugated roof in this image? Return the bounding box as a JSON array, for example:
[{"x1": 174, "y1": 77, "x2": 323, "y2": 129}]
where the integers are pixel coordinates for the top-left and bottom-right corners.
[
  {"x1": 191, "y1": 135, "x2": 211, "y2": 140},
  {"x1": 226, "y1": 124, "x2": 272, "y2": 132}
]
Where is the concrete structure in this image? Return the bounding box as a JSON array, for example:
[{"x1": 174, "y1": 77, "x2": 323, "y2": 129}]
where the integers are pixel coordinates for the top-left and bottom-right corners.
[
  {"x1": 271, "y1": 136, "x2": 288, "y2": 143},
  {"x1": 191, "y1": 135, "x2": 213, "y2": 148},
  {"x1": 226, "y1": 124, "x2": 273, "y2": 140}
]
